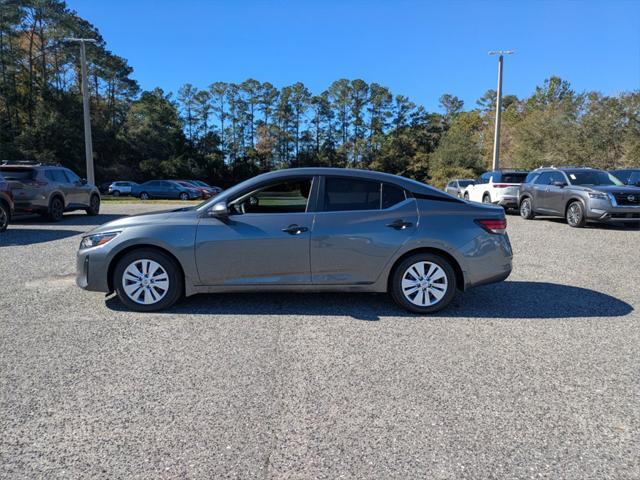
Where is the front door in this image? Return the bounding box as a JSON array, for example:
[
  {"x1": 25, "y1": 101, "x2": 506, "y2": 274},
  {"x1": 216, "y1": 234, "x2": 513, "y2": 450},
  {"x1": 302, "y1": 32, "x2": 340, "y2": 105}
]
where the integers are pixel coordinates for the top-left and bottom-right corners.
[
  {"x1": 311, "y1": 176, "x2": 418, "y2": 285},
  {"x1": 195, "y1": 177, "x2": 316, "y2": 285}
]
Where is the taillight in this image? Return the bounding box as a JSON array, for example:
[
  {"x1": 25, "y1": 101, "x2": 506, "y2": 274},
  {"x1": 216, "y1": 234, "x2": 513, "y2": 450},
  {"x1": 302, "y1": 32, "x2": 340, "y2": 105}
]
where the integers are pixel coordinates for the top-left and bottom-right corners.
[
  {"x1": 475, "y1": 218, "x2": 507, "y2": 234},
  {"x1": 493, "y1": 183, "x2": 510, "y2": 188}
]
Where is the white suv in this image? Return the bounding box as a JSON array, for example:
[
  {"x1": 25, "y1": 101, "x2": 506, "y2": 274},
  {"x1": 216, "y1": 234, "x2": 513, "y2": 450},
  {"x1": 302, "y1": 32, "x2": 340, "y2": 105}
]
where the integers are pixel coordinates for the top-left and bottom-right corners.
[
  {"x1": 108, "y1": 181, "x2": 138, "y2": 197},
  {"x1": 463, "y1": 170, "x2": 529, "y2": 209}
]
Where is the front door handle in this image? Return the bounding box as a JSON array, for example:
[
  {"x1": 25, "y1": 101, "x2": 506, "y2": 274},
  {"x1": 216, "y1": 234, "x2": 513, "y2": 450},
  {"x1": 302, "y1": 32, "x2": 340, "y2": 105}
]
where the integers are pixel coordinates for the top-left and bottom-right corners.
[
  {"x1": 282, "y1": 224, "x2": 308, "y2": 235},
  {"x1": 386, "y1": 219, "x2": 413, "y2": 230}
]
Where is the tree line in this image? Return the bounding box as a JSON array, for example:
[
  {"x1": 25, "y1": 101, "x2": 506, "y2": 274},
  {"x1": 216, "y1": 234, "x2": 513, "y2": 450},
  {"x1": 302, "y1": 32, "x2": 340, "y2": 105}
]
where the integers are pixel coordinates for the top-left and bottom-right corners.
[{"x1": 1, "y1": 1, "x2": 639, "y2": 188}]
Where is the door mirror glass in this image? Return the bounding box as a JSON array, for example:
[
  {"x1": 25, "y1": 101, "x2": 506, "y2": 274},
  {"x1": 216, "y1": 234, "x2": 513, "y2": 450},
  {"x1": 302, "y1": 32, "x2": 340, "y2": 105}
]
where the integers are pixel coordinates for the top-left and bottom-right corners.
[
  {"x1": 552, "y1": 181, "x2": 566, "y2": 188},
  {"x1": 209, "y1": 201, "x2": 229, "y2": 219},
  {"x1": 80, "y1": 178, "x2": 87, "y2": 185}
]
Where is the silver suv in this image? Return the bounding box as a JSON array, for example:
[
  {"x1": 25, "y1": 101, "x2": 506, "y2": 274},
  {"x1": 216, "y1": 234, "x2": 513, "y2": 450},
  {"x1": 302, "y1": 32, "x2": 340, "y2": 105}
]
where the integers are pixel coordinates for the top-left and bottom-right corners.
[
  {"x1": 518, "y1": 167, "x2": 640, "y2": 227},
  {"x1": 0, "y1": 162, "x2": 101, "y2": 221}
]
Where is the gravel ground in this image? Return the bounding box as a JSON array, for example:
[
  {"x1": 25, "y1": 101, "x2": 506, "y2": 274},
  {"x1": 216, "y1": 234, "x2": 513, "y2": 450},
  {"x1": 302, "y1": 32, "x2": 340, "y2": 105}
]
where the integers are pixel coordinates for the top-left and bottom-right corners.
[{"x1": 1, "y1": 204, "x2": 638, "y2": 479}]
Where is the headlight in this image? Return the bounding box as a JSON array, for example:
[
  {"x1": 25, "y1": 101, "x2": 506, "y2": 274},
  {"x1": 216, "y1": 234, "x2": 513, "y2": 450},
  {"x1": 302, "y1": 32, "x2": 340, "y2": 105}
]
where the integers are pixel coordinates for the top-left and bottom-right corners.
[
  {"x1": 588, "y1": 192, "x2": 608, "y2": 200},
  {"x1": 80, "y1": 231, "x2": 121, "y2": 249}
]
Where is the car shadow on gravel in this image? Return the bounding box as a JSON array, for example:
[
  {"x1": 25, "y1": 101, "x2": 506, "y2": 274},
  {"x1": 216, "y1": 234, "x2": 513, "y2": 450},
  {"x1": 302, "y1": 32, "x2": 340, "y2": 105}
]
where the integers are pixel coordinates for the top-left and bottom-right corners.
[
  {"x1": 0, "y1": 228, "x2": 84, "y2": 246},
  {"x1": 105, "y1": 281, "x2": 633, "y2": 320},
  {"x1": 540, "y1": 217, "x2": 639, "y2": 231},
  {"x1": 12, "y1": 213, "x2": 124, "y2": 226}
]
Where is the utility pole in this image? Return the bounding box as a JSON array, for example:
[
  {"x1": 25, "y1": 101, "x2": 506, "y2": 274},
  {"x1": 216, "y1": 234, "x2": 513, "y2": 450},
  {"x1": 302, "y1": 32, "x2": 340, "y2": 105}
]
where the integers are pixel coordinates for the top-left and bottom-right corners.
[
  {"x1": 488, "y1": 50, "x2": 513, "y2": 171},
  {"x1": 66, "y1": 38, "x2": 97, "y2": 184}
]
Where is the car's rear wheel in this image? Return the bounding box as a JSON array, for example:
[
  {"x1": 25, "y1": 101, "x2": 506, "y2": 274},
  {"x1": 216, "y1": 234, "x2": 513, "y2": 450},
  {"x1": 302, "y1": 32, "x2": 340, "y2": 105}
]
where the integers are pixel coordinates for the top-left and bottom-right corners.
[
  {"x1": 566, "y1": 201, "x2": 586, "y2": 228},
  {"x1": 482, "y1": 194, "x2": 491, "y2": 204},
  {"x1": 139, "y1": 192, "x2": 149, "y2": 200},
  {"x1": 86, "y1": 194, "x2": 100, "y2": 216},
  {"x1": 520, "y1": 197, "x2": 535, "y2": 219},
  {"x1": 113, "y1": 249, "x2": 183, "y2": 312},
  {"x1": 112, "y1": 190, "x2": 120, "y2": 197},
  {"x1": 0, "y1": 202, "x2": 9, "y2": 232},
  {"x1": 179, "y1": 192, "x2": 189, "y2": 201},
  {"x1": 47, "y1": 196, "x2": 64, "y2": 222},
  {"x1": 390, "y1": 253, "x2": 457, "y2": 314}
]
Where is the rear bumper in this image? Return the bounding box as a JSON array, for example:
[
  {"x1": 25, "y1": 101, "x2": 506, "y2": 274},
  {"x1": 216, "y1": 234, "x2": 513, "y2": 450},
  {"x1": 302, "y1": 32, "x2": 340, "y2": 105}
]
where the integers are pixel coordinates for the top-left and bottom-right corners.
[
  {"x1": 461, "y1": 233, "x2": 513, "y2": 290},
  {"x1": 495, "y1": 195, "x2": 518, "y2": 208}
]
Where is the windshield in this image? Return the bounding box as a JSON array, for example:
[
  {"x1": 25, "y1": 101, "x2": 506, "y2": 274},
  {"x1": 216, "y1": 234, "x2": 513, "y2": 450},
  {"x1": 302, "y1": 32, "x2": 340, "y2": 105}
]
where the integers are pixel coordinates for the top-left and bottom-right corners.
[
  {"x1": 458, "y1": 180, "x2": 475, "y2": 187},
  {"x1": 566, "y1": 170, "x2": 623, "y2": 187}
]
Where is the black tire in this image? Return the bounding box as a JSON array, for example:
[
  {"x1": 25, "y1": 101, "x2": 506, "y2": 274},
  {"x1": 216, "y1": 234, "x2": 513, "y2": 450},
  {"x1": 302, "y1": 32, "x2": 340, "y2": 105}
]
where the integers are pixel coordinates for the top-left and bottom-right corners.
[
  {"x1": 0, "y1": 202, "x2": 9, "y2": 232},
  {"x1": 463, "y1": 192, "x2": 470, "y2": 201},
  {"x1": 566, "y1": 201, "x2": 587, "y2": 228},
  {"x1": 390, "y1": 253, "x2": 457, "y2": 314},
  {"x1": 179, "y1": 192, "x2": 189, "y2": 201},
  {"x1": 47, "y1": 196, "x2": 64, "y2": 222},
  {"x1": 520, "y1": 197, "x2": 535, "y2": 220},
  {"x1": 482, "y1": 193, "x2": 491, "y2": 204},
  {"x1": 113, "y1": 248, "x2": 183, "y2": 312},
  {"x1": 112, "y1": 190, "x2": 120, "y2": 197},
  {"x1": 139, "y1": 192, "x2": 149, "y2": 200},
  {"x1": 86, "y1": 194, "x2": 100, "y2": 216}
]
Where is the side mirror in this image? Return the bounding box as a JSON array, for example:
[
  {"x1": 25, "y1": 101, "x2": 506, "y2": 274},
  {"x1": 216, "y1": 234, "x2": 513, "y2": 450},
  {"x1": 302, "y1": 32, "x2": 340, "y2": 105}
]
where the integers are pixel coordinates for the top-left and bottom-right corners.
[
  {"x1": 209, "y1": 201, "x2": 228, "y2": 219},
  {"x1": 552, "y1": 181, "x2": 567, "y2": 188},
  {"x1": 80, "y1": 178, "x2": 87, "y2": 185}
]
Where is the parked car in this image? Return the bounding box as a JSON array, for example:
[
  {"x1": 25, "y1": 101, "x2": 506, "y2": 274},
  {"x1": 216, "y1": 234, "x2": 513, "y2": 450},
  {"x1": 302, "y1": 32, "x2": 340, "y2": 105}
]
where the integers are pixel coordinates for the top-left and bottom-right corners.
[
  {"x1": 76, "y1": 167, "x2": 512, "y2": 313},
  {"x1": 611, "y1": 169, "x2": 640, "y2": 187},
  {"x1": 0, "y1": 162, "x2": 100, "y2": 221},
  {"x1": 445, "y1": 178, "x2": 475, "y2": 198},
  {"x1": 108, "y1": 181, "x2": 138, "y2": 197},
  {"x1": 131, "y1": 180, "x2": 201, "y2": 200},
  {"x1": 0, "y1": 173, "x2": 14, "y2": 232},
  {"x1": 463, "y1": 170, "x2": 529, "y2": 209},
  {"x1": 519, "y1": 166, "x2": 640, "y2": 227},
  {"x1": 175, "y1": 180, "x2": 210, "y2": 199},
  {"x1": 191, "y1": 180, "x2": 223, "y2": 195}
]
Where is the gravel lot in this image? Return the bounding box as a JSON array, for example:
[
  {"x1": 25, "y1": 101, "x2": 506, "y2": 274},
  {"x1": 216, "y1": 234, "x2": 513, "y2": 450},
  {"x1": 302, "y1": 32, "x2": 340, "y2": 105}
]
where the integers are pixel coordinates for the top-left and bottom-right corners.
[{"x1": 1, "y1": 204, "x2": 639, "y2": 479}]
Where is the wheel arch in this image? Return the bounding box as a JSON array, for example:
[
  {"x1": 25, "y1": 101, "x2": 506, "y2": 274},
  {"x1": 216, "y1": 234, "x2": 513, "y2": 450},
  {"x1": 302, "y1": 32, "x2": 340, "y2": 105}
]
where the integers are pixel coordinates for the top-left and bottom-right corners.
[
  {"x1": 387, "y1": 247, "x2": 465, "y2": 293},
  {"x1": 48, "y1": 191, "x2": 66, "y2": 209},
  {"x1": 565, "y1": 196, "x2": 587, "y2": 215},
  {"x1": 107, "y1": 244, "x2": 186, "y2": 293}
]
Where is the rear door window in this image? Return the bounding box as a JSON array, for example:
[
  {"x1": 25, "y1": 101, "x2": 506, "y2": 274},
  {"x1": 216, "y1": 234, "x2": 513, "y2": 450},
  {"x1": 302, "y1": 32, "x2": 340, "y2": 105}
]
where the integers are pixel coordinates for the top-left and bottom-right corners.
[
  {"x1": 323, "y1": 177, "x2": 381, "y2": 212},
  {"x1": 382, "y1": 183, "x2": 406, "y2": 209},
  {"x1": 51, "y1": 169, "x2": 68, "y2": 183}
]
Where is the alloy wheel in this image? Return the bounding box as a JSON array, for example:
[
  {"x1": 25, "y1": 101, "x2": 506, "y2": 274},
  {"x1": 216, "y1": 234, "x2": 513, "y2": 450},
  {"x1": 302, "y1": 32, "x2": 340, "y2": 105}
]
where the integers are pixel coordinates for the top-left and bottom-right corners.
[
  {"x1": 567, "y1": 203, "x2": 582, "y2": 226},
  {"x1": 122, "y1": 259, "x2": 170, "y2": 305},
  {"x1": 401, "y1": 261, "x2": 449, "y2": 307},
  {"x1": 520, "y1": 199, "x2": 531, "y2": 218}
]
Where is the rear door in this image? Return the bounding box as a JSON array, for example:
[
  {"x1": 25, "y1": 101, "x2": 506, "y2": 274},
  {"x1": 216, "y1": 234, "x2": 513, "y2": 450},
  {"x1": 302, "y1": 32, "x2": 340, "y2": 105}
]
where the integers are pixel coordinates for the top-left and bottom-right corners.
[
  {"x1": 48, "y1": 169, "x2": 73, "y2": 206},
  {"x1": 310, "y1": 176, "x2": 418, "y2": 285}
]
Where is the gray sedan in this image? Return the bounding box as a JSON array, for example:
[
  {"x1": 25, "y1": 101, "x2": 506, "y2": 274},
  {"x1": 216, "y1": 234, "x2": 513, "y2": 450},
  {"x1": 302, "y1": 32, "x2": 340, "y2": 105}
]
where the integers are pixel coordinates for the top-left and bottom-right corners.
[{"x1": 76, "y1": 168, "x2": 512, "y2": 313}]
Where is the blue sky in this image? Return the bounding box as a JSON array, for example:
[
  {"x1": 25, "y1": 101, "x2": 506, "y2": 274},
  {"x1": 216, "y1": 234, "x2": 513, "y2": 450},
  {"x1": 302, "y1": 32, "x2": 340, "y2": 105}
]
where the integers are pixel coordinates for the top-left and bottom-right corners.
[{"x1": 67, "y1": 0, "x2": 640, "y2": 112}]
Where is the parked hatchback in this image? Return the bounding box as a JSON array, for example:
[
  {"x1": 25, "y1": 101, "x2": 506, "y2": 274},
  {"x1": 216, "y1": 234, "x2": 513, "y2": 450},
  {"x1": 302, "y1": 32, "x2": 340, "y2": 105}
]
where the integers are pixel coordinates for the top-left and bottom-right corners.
[
  {"x1": 0, "y1": 173, "x2": 14, "y2": 232},
  {"x1": 77, "y1": 168, "x2": 513, "y2": 313},
  {"x1": 131, "y1": 180, "x2": 201, "y2": 200},
  {"x1": 0, "y1": 162, "x2": 100, "y2": 221},
  {"x1": 519, "y1": 167, "x2": 640, "y2": 227},
  {"x1": 445, "y1": 178, "x2": 475, "y2": 198},
  {"x1": 108, "y1": 181, "x2": 138, "y2": 196}
]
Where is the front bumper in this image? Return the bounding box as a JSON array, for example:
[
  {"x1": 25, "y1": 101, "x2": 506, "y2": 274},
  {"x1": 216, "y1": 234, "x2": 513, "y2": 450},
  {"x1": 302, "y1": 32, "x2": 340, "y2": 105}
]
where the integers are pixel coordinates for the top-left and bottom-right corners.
[
  {"x1": 587, "y1": 199, "x2": 640, "y2": 222},
  {"x1": 76, "y1": 247, "x2": 111, "y2": 293}
]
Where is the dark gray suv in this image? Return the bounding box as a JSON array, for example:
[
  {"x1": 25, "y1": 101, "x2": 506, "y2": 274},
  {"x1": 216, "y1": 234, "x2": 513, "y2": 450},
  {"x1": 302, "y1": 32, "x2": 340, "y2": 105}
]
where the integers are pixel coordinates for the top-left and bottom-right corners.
[
  {"x1": 0, "y1": 162, "x2": 100, "y2": 221},
  {"x1": 519, "y1": 167, "x2": 640, "y2": 227},
  {"x1": 76, "y1": 168, "x2": 513, "y2": 313}
]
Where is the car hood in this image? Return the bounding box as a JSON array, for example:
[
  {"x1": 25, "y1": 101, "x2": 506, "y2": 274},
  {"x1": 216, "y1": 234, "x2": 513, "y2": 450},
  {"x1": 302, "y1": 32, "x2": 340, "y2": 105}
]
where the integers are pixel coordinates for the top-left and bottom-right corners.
[
  {"x1": 87, "y1": 208, "x2": 198, "y2": 234},
  {"x1": 582, "y1": 185, "x2": 640, "y2": 194}
]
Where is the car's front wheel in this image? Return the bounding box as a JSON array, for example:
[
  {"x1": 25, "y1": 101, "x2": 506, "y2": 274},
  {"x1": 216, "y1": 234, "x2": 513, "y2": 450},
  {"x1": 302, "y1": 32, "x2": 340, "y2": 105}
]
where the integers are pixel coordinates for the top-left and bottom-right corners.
[
  {"x1": 390, "y1": 253, "x2": 457, "y2": 314},
  {"x1": 520, "y1": 197, "x2": 535, "y2": 219},
  {"x1": 139, "y1": 192, "x2": 149, "y2": 200},
  {"x1": 463, "y1": 192, "x2": 470, "y2": 201},
  {"x1": 0, "y1": 202, "x2": 9, "y2": 232},
  {"x1": 566, "y1": 201, "x2": 586, "y2": 228},
  {"x1": 179, "y1": 192, "x2": 189, "y2": 201},
  {"x1": 86, "y1": 194, "x2": 100, "y2": 216},
  {"x1": 113, "y1": 249, "x2": 183, "y2": 312}
]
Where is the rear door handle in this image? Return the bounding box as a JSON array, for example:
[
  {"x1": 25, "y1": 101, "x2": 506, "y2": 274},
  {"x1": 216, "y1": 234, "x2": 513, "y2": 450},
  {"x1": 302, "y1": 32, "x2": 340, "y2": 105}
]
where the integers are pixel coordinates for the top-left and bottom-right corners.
[
  {"x1": 282, "y1": 224, "x2": 308, "y2": 235},
  {"x1": 386, "y1": 219, "x2": 413, "y2": 230}
]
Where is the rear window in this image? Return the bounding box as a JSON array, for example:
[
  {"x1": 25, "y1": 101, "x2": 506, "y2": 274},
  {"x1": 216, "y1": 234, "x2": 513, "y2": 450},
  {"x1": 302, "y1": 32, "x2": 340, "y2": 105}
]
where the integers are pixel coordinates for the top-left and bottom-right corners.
[
  {"x1": 499, "y1": 173, "x2": 528, "y2": 183},
  {"x1": 0, "y1": 167, "x2": 36, "y2": 181},
  {"x1": 458, "y1": 180, "x2": 475, "y2": 187}
]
